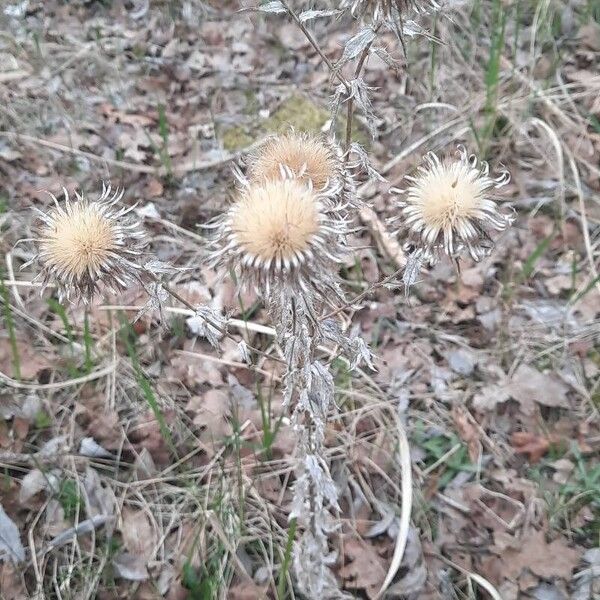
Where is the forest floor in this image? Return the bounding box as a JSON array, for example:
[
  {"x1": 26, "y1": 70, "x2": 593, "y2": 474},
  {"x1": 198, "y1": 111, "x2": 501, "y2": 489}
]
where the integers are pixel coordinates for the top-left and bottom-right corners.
[{"x1": 0, "y1": 1, "x2": 599, "y2": 599}]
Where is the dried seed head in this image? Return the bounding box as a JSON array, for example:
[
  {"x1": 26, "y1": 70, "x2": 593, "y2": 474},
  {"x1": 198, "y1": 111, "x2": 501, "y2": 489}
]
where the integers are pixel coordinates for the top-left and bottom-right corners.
[
  {"x1": 32, "y1": 185, "x2": 146, "y2": 303},
  {"x1": 231, "y1": 180, "x2": 319, "y2": 264},
  {"x1": 341, "y1": 0, "x2": 438, "y2": 23},
  {"x1": 248, "y1": 132, "x2": 341, "y2": 191},
  {"x1": 391, "y1": 146, "x2": 513, "y2": 263},
  {"x1": 210, "y1": 177, "x2": 349, "y2": 304}
]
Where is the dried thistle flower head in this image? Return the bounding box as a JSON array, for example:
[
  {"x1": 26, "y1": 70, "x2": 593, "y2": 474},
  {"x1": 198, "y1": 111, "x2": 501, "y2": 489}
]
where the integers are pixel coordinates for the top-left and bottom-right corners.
[
  {"x1": 391, "y1": 146, "x2": 513, "y2": 263},
  {"x1": 31, "y1": 185, "x2": 146, "y2": 303},
  {"x1": 231, "y1": 181, "x2": 319, "y2": 264},
  {"x1": 342, "y1": 0, "x2": 437, "y2": 20},
  {"x1": 211, "y1": 177, "x2": 348, "y2": 303},
  {"x1": 248, "y1": 132, "x2": 341, "y2": 191}
]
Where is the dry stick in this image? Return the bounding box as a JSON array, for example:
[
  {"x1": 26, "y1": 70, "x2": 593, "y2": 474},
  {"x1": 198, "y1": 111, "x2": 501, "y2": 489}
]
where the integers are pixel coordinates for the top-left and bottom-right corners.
[
  {"x1": 0, "y1": 362, "x2": 117, "y2": 390},
  {"x1": 136, "y1": 270, "x2": 284, "y2": 365},
  {"x1": 321, "y1": 266, "x2": 404, "y2": 321},
  {"x1": 279, "y1": 0, "x2": 349, "y2": 93},
  {"x1": 427, "y1": 552, "x2": 503, "y2": 600},
  {"x1": 0, "y1": 131, "x2": 260, "y2": 177},
  {"x1": 374, "y1": 406, "x2": 412, "y2": 599}
]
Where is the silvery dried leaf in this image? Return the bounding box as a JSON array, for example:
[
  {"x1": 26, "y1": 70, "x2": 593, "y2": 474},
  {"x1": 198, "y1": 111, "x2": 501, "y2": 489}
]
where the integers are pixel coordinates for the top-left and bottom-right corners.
[
  {"x1": 48, "y1": 515, "x2": 114, "y2": 550},
  {"x1": 0, "y1": 504, "x2": 25, "y2": 563},
  {"x1": 237, "y1": 340, "x2": 251, "y2": 364},
  {"x1": 255, "y1": 1, "x2": 286, "y2": 13},
  {"x1": 373, "y1": 46, "x2": 402, "y2": 72},
  {"x1": 348, "y1": 78, "x2": 378, "y2": 139},
  {"x1": 299, "y1": 8, "x2": 340, "y2": 22},
  {"x1": 140, "y1": 281, "x2": 169, "y2": 320},
  {"x1": 310, "y1": 361, "x2": 335, "y2": 413},
  {"x1": 305, "y1": 454, "x2": 339, "y2": 509},
  {"x1": 348, "y1": 335, "x2": 375, "y2": 370},
  {"x1": 339, "y1": 27, "x2": 376, "y2": 65},
  {"x1": 227, "y1": 373, "x2": 255, "y2": 410},
  {"x1": 403, "y1": 251, "x2": 424, "y2": 294},
  {"x1": 186, "y1": 305, "x2": 227, "y2": 348},
  {"x1": 112, "y1": 551, "x2": 149, "y2": 581},
  {"x1": 4, "y1": 2, "x2": 28, "y2": 18},
  {"x1": 402, "y1": 19, "x2": 424, "y2": 38},
  {"x1": 79, "y1": 437, "x2": 113, "y2": 459},
  {"x1": 143, "y1": 259, "x2": 176, "y2": 275},
  {"x1": 350, "y1": 142, "x2": 386, "y2": 182},
  {"x1": 329, "y1": 82, "x2": 347, "y2": 123},
  {"x1": 135, "y1": 202, "x2": 160, "y2": 219},
  {"x1": 38, "y1": 435, "x2": 68, "y2": 456},
  {"x1": 19, "y1": 468, "x2": 60, "y2": 504},
  {"x1": 320, "y1": 319, "x2": 374, "y2": 370},
  {"x1": 83, "y1": 467, "x2": 116, "y2": 524}
]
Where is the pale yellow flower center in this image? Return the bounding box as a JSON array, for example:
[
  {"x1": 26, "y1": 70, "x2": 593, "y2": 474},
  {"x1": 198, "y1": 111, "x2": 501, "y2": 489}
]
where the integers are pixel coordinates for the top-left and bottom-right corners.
[
  {"x1": 419, "y1": 165, "x2": 480, "y2": 228},
  {"x1": 250, "y1": 135, "x2": 337, "y2": 190},
  {"x1": 41, "y1": 204, "x2": 117, "y2": 277},
  {"x1": 231, "y1": 180, "x2": 319, "y2": 263}
]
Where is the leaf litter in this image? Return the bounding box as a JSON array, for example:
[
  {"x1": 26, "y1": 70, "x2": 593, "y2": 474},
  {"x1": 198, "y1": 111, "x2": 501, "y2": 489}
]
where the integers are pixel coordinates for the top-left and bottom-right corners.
[{"x1": 0, "y1": 0, "x2": 598, "y2": 598}]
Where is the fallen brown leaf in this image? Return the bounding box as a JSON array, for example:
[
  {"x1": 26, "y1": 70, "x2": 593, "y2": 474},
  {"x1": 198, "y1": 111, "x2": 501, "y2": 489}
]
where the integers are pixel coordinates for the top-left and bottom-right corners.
[
  {"x1": 339, "y1": 537, "x2": 388, "y2": 599},
  {"x1": 0, "y1": 562, "x2": 26, "y2": 599},
  {"x1": 120, "y1": 508, "x2": 156, "y2": 560},
  {"x1": 227, "y1": 582, "x2": 268, "y2": 600},
  {"x1": 498, "y1": 529, "x2": 580, "y2": 582},
  {"x1": 451, "y1": 406, "x2": 481, "y2": 462},
  {"x1": 507, "y1": 364, "x2": 570, "y2": 414},
  {"x1": 510, "y1": 431, "x2": 551, "y2": 463}
]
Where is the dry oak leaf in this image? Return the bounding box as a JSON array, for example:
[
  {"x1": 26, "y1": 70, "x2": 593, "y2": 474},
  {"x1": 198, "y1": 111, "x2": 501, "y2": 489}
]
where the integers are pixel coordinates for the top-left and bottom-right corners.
[
  {"x1": 227, "y1": 582, "x2": 268, "y2": 600},
  {"x1": 0, "y1": 340, "x2": 51, "y2": 381},
  {"x1": 0, "y1": 562, "x2": 26, "y2": 599},
  {"x1": 119, "y1": 508, "x2": 156, "y2": 560},
  {"x1": 507, "y1": 364, "x2": 569, "y2": 415},
  {"x1": 498, "y1": 529, "x2": 580, "y2": 582},
  {"x1": 511, "y1": 431, "x2": 552, "y2": 463},
  {"x1": 451, "y1": 406, "x2": 480, "y2": 462},
  {"x1": 339, "y1": 537, "x2": 388, "y2": 599}
]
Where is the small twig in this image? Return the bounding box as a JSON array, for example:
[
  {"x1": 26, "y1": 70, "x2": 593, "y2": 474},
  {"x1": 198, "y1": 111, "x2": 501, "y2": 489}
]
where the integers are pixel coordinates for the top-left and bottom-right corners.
[
  {"x1": 175, "y1": 349, "x2": 279, "y2": 378},
  {"x1": 321, "y1": 267, "x2": 404, "y2": 320},
  {"x1": 144, "y1": 270, "x2": 198, "y2": 314},
  {"x1": 0, "y1": 131, "x2": 261, "y2": 176},
  {"x1": 0, "y1": 362, "x2": 117, "y2": 390},
  {"x1": 0, "y1": 449, "x2": 105, "y2": 467},
  {"x1": 5, "y1": 252, "x2": 25, "y2": 310},
  {"x1": 279, "y1": 0, "x2": 349, "y2": 92}
]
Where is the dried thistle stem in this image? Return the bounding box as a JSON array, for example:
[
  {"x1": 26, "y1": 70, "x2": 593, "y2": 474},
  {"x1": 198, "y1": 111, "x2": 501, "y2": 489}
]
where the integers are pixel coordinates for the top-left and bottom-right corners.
[
  {"x1": 279, "y1": 0, "x2": 350, "y2": 93},
  {"x1": 344, "y1": 24, "x2": 380, "y2": 151}
]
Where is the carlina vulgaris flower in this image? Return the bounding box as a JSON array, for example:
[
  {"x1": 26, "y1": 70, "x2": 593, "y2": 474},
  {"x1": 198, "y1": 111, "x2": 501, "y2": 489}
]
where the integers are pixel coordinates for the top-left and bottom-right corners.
[
  {"x1": 248, "y1": 131, "x2": 342, "y2": 191},
  {"x1": 26, "y1": 183, "x2": 147, "y2": 303},
  {"x1": 209, "y1": 176, "x2": 350, "y2": 307},
  {"x1": 247, "y1": 131, "x2": 361, "y2": 215},
  {"x1": 390, "y1": 145, "x2": 513, "y2": 264},
  {"x1": 341, "y1": 0, "x2": 439, "y2": 21}
]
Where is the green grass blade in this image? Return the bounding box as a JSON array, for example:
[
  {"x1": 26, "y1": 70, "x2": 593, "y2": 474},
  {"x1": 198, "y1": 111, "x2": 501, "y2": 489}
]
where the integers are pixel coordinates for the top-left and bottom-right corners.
[
  {"x1": 517, "y1": 234, "x2": 553, "y2": 283},
  {"x1": 276, "y1": 518, "x2": 297, "y2": 600},
  {"x1": 480, "y1": 0, "x2": 508, "y2": 154},
  {"x1": 48, "y1": 298, "x2": 79, "y2": 377},
  {"x1": 83, "y1": 310, "x2": 94, "y2": 374},
  {"x1": 117, "y1": 313, "x2": 178, "y2": 459},
  {"x1": 570, "y1": 274, "x2": 600, "y2": 305},
  {"x1": 0, "y1": 274, "x2": 21, "y2": 380}
]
